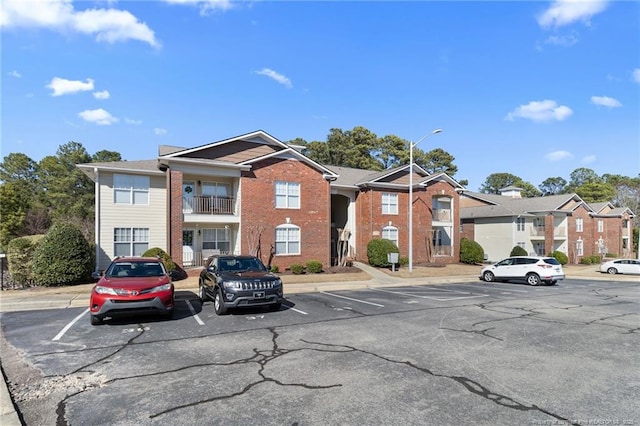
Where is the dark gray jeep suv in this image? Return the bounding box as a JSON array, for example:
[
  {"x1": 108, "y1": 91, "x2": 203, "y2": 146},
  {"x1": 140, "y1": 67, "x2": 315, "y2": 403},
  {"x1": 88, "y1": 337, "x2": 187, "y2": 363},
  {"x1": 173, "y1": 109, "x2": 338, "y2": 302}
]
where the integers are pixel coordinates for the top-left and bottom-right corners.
[{"x1": 199, "y1": 255, "x2": 283, "y2": 315}]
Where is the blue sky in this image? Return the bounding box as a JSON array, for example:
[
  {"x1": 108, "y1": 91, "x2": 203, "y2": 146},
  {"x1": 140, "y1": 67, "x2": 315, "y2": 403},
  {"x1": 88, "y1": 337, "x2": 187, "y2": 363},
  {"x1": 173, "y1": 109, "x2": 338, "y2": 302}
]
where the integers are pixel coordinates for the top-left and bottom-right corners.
[{"x1": 2, "y1": 0, "x2": 638, "y2": 191}]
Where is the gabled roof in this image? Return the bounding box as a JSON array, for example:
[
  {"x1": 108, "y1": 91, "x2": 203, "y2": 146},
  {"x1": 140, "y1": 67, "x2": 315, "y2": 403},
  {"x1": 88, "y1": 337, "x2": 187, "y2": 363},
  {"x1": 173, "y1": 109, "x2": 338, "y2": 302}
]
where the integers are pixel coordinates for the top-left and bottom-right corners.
[
  {"x1": 460, "y1": 191, "x2": 591, "y2": 219},
  {"x1": 159, "y1": 130, "x2": 339, "y2": 179}
]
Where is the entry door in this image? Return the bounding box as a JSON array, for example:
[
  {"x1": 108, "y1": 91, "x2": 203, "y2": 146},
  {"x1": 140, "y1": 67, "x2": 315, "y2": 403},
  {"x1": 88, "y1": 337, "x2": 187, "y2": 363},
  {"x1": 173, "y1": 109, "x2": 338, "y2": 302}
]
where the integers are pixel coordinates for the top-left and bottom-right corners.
[{"x1": 183, "y1": 230, "x2": 194, "y2": 266}]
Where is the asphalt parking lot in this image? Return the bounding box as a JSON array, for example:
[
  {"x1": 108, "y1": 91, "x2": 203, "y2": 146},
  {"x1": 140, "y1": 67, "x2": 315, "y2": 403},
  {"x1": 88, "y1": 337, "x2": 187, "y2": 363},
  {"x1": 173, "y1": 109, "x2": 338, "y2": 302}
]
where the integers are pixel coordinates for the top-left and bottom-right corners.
[{"x1": 1, "y1": 278, "x2": 639, "y2": 425}]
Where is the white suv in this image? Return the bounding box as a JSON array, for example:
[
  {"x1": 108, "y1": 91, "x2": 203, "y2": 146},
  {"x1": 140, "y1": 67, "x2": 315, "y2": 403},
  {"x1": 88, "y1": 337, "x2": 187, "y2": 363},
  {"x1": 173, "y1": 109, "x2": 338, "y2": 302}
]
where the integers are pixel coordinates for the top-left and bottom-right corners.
[{"x1": 480, "y1": 256, "x2": 565, "y2": 286}]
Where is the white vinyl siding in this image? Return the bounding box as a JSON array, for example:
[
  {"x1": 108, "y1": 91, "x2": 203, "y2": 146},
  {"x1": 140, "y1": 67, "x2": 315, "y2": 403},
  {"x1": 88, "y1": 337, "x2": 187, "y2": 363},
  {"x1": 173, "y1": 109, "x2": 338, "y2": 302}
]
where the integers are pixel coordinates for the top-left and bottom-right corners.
[
  {"x1": 275, "y1": 225, "x2": 300, "y2": 255},
  {"x1": 98, "y1": 173, "x2": 167, "y2": 269},
  {"x1": 114, "y1": 174, "x2": 149, "y2": 205},
  {"x1": 275, "y1": 181, "x2": 300, "y2": 209},
  {"x1": 382, "y1": 193, "x2": 398, "y2": 215}
]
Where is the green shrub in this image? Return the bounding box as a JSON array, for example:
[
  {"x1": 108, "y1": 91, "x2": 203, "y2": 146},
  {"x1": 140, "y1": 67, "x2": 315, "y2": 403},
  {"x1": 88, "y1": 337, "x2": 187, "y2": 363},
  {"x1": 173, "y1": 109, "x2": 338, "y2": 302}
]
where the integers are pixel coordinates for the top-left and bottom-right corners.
[
  {"x1": 31, "y1": 223, "x2": 92, "y2": 286},
  {"x1": 510, "y1": 245, "x2": 528, "y2": 256},
  {"x1": 366, "y1": 238, "x2": 399, "y2": 267},
  {"x1": 142, "y1": 247, "x2": 176, "y2": 271},
  {"x1": 7, "y1": 235, "x2": 44, "y2": 286},
  {"x1": 605, "y1": 252, "x2": 617, "y2": 258},
  {"x1": 580, "y1": 257, "x2": 592, "y2": 265},
  {"x1": 460, "y1": 238, "x2": 484, "y2": 264},
  {"x1": 270, "y1": 265, "x2": 280, "y2": 273},
  {"x1": 589, "y1": 255, "x2": 602, "y2": 264},
  {"x1": 398, "y1": 255, "x2": 409, "y2": 266},
  {"x1": 290, "y1": 263, "x2": 304, "y2": 274},
  {"x1": 548, "y1": 250, "x2": 568, "y2": 265},
  {"x1": 306, "y1": 260, "x2": 323, "y2": 273}
]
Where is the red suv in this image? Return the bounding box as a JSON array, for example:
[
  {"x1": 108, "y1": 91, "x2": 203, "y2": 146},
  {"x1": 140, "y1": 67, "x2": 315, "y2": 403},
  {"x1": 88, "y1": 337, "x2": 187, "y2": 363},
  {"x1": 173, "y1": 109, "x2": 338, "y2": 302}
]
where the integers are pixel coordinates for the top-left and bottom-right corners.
[{"x1": 89, "y1": 257, "x2": 176, "y2": 325}]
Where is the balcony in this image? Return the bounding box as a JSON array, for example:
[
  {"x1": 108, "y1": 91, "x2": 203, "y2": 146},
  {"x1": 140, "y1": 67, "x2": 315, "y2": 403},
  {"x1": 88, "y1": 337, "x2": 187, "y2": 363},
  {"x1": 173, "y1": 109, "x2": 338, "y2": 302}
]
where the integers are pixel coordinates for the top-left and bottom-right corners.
[{"x1": 183, "y1": 196, "x2": 236, "y2": 215}]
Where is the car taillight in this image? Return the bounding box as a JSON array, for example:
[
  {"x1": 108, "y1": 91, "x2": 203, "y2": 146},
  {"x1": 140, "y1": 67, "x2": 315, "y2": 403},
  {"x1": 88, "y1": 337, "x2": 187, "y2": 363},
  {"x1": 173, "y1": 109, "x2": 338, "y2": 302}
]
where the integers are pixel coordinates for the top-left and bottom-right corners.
[{"x1": 539, "y1": 264, "x2": 552, "y2": 269}]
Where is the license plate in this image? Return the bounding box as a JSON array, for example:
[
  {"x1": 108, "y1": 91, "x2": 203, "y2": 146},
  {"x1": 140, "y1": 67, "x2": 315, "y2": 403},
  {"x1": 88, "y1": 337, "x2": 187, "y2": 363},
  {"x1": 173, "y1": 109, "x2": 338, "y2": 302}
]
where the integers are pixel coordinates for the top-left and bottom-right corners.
[{"x1": 253, "y1": 291, "x2": 265, "y2": 299}]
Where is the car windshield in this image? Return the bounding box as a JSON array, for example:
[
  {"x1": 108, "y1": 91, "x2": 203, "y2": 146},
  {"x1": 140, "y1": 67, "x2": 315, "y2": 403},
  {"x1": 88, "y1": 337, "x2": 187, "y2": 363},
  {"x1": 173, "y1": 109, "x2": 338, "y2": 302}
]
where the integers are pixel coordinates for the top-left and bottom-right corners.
[
  {"x1": 218, "y1": 257, "x2": 266, "y2": 272},
  {"x1": 107, "y1": 262, "x2": 165, "y2": 278}
]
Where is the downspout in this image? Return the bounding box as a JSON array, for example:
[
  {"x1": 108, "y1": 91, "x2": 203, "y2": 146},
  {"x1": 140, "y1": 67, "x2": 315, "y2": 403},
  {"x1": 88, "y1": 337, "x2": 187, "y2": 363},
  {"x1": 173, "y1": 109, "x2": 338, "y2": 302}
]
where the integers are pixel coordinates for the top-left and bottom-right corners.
[{"x1": 94, "y1": 167, "x2": 100, "y2": 272}]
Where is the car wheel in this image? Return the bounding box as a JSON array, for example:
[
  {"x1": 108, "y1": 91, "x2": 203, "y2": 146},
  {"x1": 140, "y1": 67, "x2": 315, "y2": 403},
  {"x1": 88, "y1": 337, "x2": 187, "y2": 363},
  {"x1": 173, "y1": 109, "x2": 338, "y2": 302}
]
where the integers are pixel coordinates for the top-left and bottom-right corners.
[
  {"x1": 199, "y1": 284, "x2": 208, "y2": 304},
  {"x1": 90, "y1": 315, "x2": 103, "y2": 326},
  {"x1": 482, "y1": 271, "x2": 495, "y2": 282},
  {"x1": 526, "y1": 273, "x2": 541, "y2": 286},
  {"x1": 607, "y1": 267, "x2": 618, "y2": 275},
  {"x1": 269, "y1": 302, "x2": 282, "y2": 312},
  {"x1": 213, "y1": 290, "x2": 228, "y2": 315}
]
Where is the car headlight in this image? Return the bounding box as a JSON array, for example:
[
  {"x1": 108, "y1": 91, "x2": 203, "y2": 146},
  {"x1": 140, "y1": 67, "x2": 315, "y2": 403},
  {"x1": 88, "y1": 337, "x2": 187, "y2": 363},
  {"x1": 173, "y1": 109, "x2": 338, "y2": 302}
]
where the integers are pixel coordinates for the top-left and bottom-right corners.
[
  {"x1": 274, "y1": 279, "x2": 282, "y2": 287},
  {"x1": 151, "y1": 283, "x2": 173, "y2": 293},
  {"x1": 223, "y1": 281, "x2": 242, "y2": 289},
  {"x1": 95, "y1": 285, "x2": 118, "y2": 295}
]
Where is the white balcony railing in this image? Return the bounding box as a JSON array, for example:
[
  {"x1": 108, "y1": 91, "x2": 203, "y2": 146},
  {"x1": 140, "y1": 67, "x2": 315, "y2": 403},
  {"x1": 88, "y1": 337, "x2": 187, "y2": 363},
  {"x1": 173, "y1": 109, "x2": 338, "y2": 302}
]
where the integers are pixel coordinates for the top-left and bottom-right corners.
[{"x1": 183, "y1": 196, "x2": 236, "y2": 215}]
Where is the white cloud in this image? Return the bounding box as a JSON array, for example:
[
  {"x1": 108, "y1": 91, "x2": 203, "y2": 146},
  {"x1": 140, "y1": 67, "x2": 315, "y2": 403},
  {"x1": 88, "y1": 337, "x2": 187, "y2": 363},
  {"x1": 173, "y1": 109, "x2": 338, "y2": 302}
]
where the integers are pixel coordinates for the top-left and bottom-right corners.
[
  {"x1": 545, "y1": 150, "x2": 574, "y2": 161},
  {"x1": 632, "y1": 68, "x2": 640, "y2": 84},
  {"x1": 8, "y1": 70, "x2": 22, "y2": 78},
  {"x1": 0, "y1": 0, "x2": 160, "y2": 48},
  {"x1": 537, "y1": 0, "x2": 609, "y2": 29},
  {"x1": 590, "y1": 96, "x2": 622, "y2": 108},
  {"x1": 125, "y1": 118, "x2": 142, "y2": 125},
  {"x1": 78, "y1": 108, "x2": 118, "y2": 125},
  {"x1": 163, "y1": 0, "x2": 234, "y2": 15},
  {"x1": 154, "y1": 127, "x2": 168, "y2": 136},
  {"x1": 582, "y1": 155, "x2": 596, "y2": 164},
  {"x1": 47, "y1": 77, "x2": 94, "y2": 96},
  {"x1": 93, "y1": 90, "x2": 110, "y2": 100},
  {"x1": 506, "y1": 100, "x2": 573, "y2": 123},
  {"x1": 255, "y1": 68, "x2": 292, "y2": 88}
]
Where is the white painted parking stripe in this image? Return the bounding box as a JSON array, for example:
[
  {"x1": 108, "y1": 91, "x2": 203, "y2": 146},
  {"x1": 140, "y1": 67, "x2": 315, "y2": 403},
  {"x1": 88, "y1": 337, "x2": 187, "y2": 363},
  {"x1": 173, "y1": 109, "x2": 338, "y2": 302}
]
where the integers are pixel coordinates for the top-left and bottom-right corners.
[
  {"x1": 369, "y1": 287, "x2": 488, "y2": 301},
  {"x1": 185, "y1": 300, "x2": 205, "y2": 325},
  {"x1": 53, "y1": 308, "x2": 89, "y2": 341},
  {"x1": 288, "y1": 307, "x2": 308, "y2": 315},
  {"x1": 319, "y1": 291, "x2": 384, "y2": 307}
]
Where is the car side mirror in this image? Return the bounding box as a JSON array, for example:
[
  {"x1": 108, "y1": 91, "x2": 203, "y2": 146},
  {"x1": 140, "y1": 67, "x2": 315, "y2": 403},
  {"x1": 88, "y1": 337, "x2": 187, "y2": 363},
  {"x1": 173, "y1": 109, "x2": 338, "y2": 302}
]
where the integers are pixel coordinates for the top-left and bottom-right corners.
[
  {"x1": 169, "y1": 270, "x2": 180, "y2": 280},
  {"x1": 92, "y1": 271, "x2": 103, "y2": 279},
  {"x1": 208, "y1": 265, "x2": 216, "y2": 273}
]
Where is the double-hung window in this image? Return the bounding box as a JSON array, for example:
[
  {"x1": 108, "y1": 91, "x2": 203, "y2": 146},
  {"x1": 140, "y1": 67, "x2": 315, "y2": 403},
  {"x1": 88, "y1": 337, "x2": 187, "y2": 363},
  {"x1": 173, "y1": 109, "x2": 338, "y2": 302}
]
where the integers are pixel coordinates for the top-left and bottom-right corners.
[
  {"x1": 382, "y1": 193, "x2": 398, "y2": 215},
  {"x1": 275, "y1": 181, "x2": 300, "y2": 209},
  {"x1": 202, "y1": 228, "x2": 230, "y2": 253},
  {"x1": 516, "y1": 217, "x2": 525, "y2": 231},
  {"x1": 576, "y1": 218, "x2": 583, "y2": 232},
  {"x1": 382, "y1": 226, "x2": 398, "y2": 246},
  {"x1": 114, "y1": 227, "x2": 149, "y2": 256},
  {"x1": 275, "y1": 225, "x2": 300, "y2": 255},
  {"x1": 597, "y1": 220, "x2": 604, "y2": 233},
  {"x1": 114, "y1": 174, "x2": 149, "y2": 205},
  {"x1": 576, "y1": 239, "x2": 584, "y2": 256}
]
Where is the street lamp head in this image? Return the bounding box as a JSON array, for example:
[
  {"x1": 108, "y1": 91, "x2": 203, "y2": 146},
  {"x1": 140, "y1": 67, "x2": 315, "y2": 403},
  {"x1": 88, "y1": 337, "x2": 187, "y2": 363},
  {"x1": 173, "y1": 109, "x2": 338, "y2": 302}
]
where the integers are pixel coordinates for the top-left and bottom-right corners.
[{"x1": 432, "y1": 129, "x2": 443, "y2": 134}]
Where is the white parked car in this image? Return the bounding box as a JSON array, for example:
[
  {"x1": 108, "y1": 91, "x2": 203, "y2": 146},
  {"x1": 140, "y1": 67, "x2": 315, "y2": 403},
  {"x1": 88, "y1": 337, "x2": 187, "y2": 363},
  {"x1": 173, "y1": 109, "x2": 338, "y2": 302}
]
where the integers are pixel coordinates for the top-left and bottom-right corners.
[
  {"x1": 599, "y1": 259, "x2": 640, "y2": 275},
  {"x1": 480, "y1": 256, "x2": 565, "y2": 286}
]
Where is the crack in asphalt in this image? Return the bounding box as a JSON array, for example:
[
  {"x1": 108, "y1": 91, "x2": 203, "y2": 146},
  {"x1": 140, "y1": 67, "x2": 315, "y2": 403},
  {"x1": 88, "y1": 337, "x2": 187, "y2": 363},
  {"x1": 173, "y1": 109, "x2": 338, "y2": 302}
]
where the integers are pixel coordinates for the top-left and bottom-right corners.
[
  {"x1": 149, "y1": 327, "x2": 341, "y2": 419},
  {"x1": 297, "y1": 338, "x2": 576, "y2": 425},
  {"x1": 53, "y1": 324, "x2": 148, "y2": 426},
  {"x1": 439, "y1": 326, "x2": 503, "y2": 341}
]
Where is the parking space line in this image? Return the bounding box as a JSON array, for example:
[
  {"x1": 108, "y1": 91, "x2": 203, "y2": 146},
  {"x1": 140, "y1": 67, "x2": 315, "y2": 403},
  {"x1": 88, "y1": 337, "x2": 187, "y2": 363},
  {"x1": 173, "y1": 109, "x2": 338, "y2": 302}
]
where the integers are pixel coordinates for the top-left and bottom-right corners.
[
  {"x1": 319, "y1": 291, "x2": 384, "y2": 307},
  {"x1": 185, "y1": 300, "x2": 205, "y2": 325},
  {"x1": 53, "y1": 308, "x2": 89, "y2": 341},
  {"x1": 369, "y1": 287, "x2": 488, "y2": 301},
  {"x1": 288, "y1": 307, "x2": 308, "y2": 315}
]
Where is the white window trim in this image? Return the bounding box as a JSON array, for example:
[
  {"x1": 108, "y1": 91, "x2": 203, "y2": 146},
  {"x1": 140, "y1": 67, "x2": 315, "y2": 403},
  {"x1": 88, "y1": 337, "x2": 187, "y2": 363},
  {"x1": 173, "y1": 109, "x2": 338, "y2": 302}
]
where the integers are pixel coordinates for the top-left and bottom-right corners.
[
  {"x1": 382, "y1": 225, "x2": 399, "y2": 247},
  {"x1": 275, "y1": 224, "x2": 301, "y2": 255},
  {"x1": 114, "y1": 174, "x2": 150, "y2": 205},
  {"x1": 275, "y1": 181, "x2": 301, "y2": 209},
  {"x1": 382, "y1": 193, "x2": 398, "y2": 215},
  {"x1": 576, "y1": 218, "x2": 583, "y2": 233},
  {"x1": 114, "y1": 227, "x2": 149, "y2": 257}
]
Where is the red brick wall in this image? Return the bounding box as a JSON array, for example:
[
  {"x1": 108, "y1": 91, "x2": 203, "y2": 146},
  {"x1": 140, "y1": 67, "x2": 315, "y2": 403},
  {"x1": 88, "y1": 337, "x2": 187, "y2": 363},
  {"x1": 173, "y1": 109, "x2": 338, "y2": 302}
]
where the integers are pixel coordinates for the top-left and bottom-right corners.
[
  {"x1": 567, "y1": 206, "x2": 595, "y2": 262},
  {"x1": 168, "y1": 170, "x2": 184, "y2": 266},
  {"x1": 240, "y1": 158, "x2": 331, "y2": 271},
  {"x1": 354, "y1": 181, "x2": 460, "y2": 265}
]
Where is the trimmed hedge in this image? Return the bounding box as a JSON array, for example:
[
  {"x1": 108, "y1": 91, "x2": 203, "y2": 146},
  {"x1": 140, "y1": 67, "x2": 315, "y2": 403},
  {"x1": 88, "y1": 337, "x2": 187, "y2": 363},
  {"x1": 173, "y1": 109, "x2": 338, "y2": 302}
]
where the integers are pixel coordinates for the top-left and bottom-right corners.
[
  {"x1": 510, "y1": 245, "x2": 528, "y2": 256},
  {"x1": 290, "y1": 263, "x2": 304, "y2": 275},
  {"x1": 142, "y1": 247, "x2": 176, "y2": 272},
  {"x1": 306, "y1": 260, "x2": 323, "y2": 273},
  {"x1": 548, "y1": 250, "x2": 568, "y2": 265},
  {"x1": 31, "y1": 223, "x2": 92, "y2": 286},
  {"x1": 460, "y1": 238, "x2": 484, "y2": 264},
  {"x1": 367, "y1": 238, "x2": 399, "y2": 267}
]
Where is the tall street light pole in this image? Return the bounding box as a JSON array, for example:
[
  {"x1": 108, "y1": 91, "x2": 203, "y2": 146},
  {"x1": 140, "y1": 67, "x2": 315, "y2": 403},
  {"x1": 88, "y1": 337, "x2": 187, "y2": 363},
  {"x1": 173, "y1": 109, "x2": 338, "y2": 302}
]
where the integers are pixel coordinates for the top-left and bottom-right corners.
[{"x1": 409, "y1": 128, "x2": 443, "y2": 272}]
